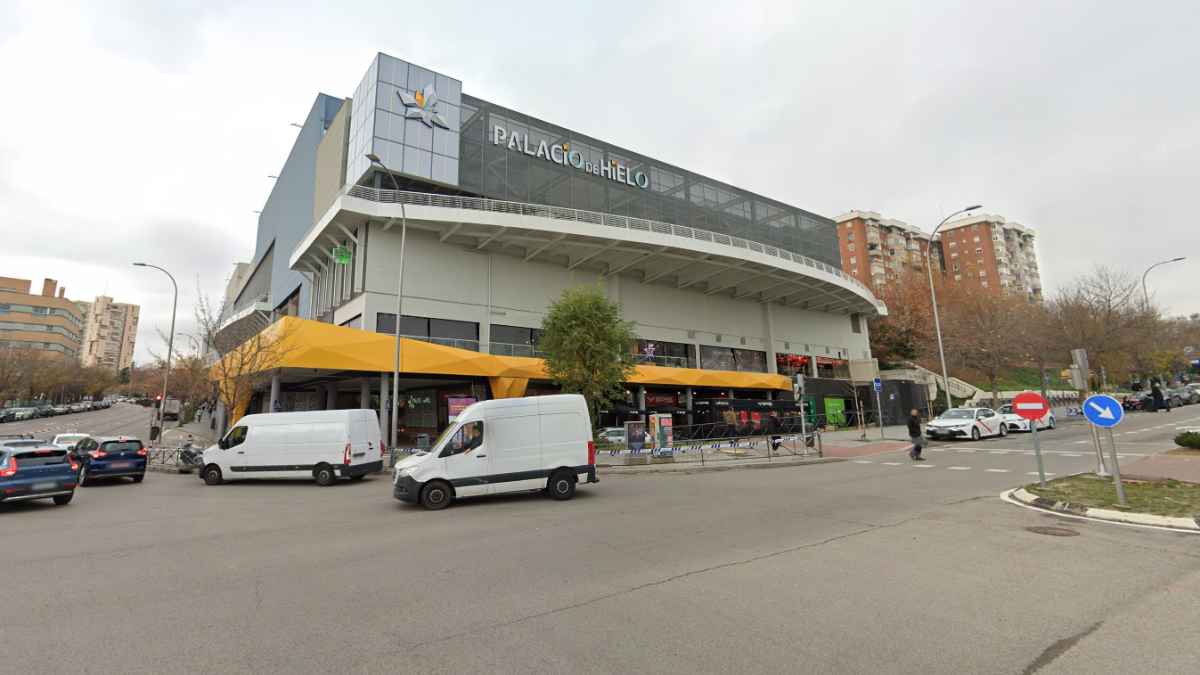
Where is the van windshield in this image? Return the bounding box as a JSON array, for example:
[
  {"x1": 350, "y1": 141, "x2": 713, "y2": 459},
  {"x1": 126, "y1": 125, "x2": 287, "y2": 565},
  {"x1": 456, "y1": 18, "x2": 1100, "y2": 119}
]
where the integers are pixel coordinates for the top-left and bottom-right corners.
[{"x1": 427, "y1": 423, "x2": 461, "y2": 454}]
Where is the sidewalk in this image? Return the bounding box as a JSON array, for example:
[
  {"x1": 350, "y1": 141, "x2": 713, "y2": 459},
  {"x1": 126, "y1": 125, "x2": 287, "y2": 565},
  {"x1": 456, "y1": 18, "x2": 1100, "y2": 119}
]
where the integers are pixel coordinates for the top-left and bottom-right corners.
[{"x1": 1119, "y1": 448, "x2": 1200, "y2": 483}]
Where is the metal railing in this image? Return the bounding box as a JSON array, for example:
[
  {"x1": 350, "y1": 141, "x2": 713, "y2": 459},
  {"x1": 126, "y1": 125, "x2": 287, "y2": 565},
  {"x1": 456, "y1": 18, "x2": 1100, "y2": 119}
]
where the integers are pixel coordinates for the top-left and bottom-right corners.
[
  {"x1": 398, "y1": 335, "x2": 480, "y2": 351},
  {"x1": 345, "y1": 185, "x2": 884, "y2": 312},
  {"x1": 488, "y1": 341, "x2": 545, "y2": 358},
  {"x1": 634, "y1": 353, "x2": 689, "y2": 368}
]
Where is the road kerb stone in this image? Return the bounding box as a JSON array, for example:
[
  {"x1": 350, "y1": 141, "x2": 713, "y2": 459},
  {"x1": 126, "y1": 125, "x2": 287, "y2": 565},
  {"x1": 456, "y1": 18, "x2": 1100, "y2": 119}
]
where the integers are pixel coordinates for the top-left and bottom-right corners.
[{"x1": 1005, "y1": 487, "x2": 1200, "y2": 533}]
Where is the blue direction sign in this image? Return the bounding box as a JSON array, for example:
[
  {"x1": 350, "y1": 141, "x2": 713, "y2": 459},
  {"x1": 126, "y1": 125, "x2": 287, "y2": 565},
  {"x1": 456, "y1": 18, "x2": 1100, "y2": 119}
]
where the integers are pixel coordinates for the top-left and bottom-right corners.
[
  {"x1": 873, "y1": 377, "x2": 882, "y2": 392},
  {"x1": 1083, "y1": 394, "x2": 1124, "y2": 428}
]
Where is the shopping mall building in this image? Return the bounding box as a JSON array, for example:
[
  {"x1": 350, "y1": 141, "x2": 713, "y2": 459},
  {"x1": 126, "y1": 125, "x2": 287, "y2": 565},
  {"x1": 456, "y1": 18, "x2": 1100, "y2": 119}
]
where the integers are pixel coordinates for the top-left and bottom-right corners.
[{"x1": 218, "y1": 53, "x2": 890, "y2": 438}]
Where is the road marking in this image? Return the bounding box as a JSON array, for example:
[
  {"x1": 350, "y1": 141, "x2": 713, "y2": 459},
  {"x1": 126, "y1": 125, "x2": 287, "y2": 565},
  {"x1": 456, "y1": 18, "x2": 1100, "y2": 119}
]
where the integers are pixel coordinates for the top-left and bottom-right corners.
[
  {"x1": 989, "y1": 450, "x2": 1011, "y2": 454},
  {"x1": 1073, "y1": 440, "x2": 1089, "y2": 444},
  {"x1": 882, "y1": 461, "x2": 903, "y2": 466},
  {"x1": 852, "y1": 460, "x2": 873, "y2": 464},
  {"x1": 929, "y1": 448, "x2": 945, "y2": 452},
  {"x1": 956, "y1": 449, "x2": 976, "y2": 453},
  {"x1": 1060, "y1": 453, "x2": 1082, "y2": 457},
  {"x1": 913, "y1": 464, "x2": 935, "y2": 468},
  {"x1": 986, "y1": 468, "x2": 1010, "y2": 473},
  {"x1": 1027, "y1": 471, "x2": 1057, "y2": 476},
  {"x1": 947, "y1": 466, "x2": 971, "y2": 470}
]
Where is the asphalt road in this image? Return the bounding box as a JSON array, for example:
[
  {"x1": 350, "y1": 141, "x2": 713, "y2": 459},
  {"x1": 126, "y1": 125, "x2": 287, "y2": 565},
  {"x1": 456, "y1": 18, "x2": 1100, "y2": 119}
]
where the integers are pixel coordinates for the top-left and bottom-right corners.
[
  {"x1": 1, "y1": 402, "x2": 157, "y2": 440},
  {"x1": 3, "y1": 404, "x2": 1198, "y2": 674}
]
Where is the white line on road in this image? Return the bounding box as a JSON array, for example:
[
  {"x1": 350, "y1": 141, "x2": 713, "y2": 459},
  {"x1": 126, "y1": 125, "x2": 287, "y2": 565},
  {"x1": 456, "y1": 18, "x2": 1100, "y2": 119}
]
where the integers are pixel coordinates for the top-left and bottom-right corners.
[
  {"x1": 852, "y1": 460, "x2": 873, "y2": 464},
  {"x1": 1073, "y1": 440, "x2": 1089, "y2": 444},
  {"x1": 1061, "y1": 453, "x2": 1082, "y2": 457},
  {"x1": 1027, "y1": 471, "x2": 1057, "y2": 476},
  {"x1": 947, "y1": 466, "x2": 971, "y2": 471},
  {"x1": 882, "y1": 462, "x2": 903, "y2": 466},
  {"x1": 956, "y1": 449, "x2": 976, "y2": 453},
  {"x1": 989, "y1": 450, "x2": 1011, "y2": 454},
  {"x1": 986, "y1": 468, "x2": 1011, "y2": 473},
  {"x1": 913, "y1": 464, "x2": 935, "y2": 468}
]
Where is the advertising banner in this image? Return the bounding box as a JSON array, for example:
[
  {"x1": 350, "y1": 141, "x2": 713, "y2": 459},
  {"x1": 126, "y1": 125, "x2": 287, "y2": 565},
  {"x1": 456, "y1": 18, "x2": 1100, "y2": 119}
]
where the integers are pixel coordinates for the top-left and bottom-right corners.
[
  {"x1": 447, "y1": 397, "x2": 476, "y2": 422},
  {"x1": 624, "y1": 420, "x2": 647, "y2": 454}
]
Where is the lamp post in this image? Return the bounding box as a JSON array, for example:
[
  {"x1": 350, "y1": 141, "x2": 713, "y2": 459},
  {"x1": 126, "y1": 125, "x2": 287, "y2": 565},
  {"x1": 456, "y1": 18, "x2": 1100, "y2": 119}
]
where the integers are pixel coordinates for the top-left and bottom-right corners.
[
  {"x1": 133, "y1": 262, "x2": 178, "y2": 443},
  {"x1": 925, "y1": 205, "x2": 982, "y2": 413},
  {"x1": 1141, "y1": 257, "x2": 1185, "y2": 309},
  {"x1": 366, "y1": 153, "x2": 407, "y2": 453}
]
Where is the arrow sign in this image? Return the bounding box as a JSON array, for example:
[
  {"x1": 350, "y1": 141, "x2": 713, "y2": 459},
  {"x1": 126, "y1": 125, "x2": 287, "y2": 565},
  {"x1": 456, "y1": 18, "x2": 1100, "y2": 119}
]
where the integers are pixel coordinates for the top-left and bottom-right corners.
[{"x1": 1082, "y1": 394, "x2": 1124, "y2": 428}]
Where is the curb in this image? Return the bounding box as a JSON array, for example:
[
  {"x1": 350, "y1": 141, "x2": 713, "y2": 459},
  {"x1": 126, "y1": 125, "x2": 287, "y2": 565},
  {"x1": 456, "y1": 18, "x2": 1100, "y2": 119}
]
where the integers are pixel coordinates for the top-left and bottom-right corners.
[
  {"x1": 1003, "y1": 487, "x2": 1200, "y2": 534},
  {"x1": 599, "y1": 456, "x2": 842, "y2": 476}
]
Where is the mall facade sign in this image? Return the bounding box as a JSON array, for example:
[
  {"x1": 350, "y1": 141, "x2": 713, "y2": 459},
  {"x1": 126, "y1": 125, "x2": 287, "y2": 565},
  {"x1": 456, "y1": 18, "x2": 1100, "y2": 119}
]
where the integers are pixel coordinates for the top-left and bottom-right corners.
[{"x1": 492, "y1": 125, "x2": 650, "y2": 190}]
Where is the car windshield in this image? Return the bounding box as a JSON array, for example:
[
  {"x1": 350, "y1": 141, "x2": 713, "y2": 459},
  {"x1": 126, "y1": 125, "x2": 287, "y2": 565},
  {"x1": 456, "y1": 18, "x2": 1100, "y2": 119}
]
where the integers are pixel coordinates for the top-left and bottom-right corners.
[
  {"x1": 939, "y1": 410, "x2": 975, "y2": 420},
  {"x1": 55, "y1": 434, "x2": 87, "y2": 444},
  {"x1": 999, "y1": 405, "x2": 1013, "y2": 414}
]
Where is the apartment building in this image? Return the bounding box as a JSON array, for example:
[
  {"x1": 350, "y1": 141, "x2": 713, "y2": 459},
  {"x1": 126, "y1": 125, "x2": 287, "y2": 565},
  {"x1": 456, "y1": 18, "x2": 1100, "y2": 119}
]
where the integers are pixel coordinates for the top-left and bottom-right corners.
[
  {"x1": 0, "y1": 277, "x2": 83, "y2": 359},
  {"x1": 936, "y1": 213, "x2": 1042, "y2": 298},
  {"x1": 835, "y1": 211, "x2": 932, "y2": 292},
  {"x1": 78, "y1": 296, "x2": 140, "y2": 371}
]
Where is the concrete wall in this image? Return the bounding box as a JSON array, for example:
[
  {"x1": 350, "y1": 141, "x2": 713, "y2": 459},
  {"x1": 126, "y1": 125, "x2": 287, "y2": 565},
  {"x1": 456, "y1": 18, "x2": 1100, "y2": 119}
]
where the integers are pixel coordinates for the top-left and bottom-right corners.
[
  {"x1": 313, "y1": 99, "x2": 351, "y2": 226},
  {"x1": 358, "y1": 226, "x2": 870, "y2": 366}
]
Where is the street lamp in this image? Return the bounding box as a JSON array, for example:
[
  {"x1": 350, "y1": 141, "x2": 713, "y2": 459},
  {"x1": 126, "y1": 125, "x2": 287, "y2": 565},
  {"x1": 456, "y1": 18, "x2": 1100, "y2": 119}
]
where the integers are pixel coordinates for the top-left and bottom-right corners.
[
  {"x1": 133, "y1": 262, "x2": 178, "y2": 443},
  {"x1": 926, "y1": 204, "x2": 982, "y2": 413},
  {"x1": 366, "y1": 153, "x2": 408, "y2": 453},
  {"x1": 1141, "y1": 257, "x2": 1185, "y2": 308}
]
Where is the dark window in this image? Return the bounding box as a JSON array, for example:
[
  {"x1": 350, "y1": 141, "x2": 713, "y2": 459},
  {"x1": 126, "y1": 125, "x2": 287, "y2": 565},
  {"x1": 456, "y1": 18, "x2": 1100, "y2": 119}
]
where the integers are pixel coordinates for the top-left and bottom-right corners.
[
  {"x1": 850, "y1": 313, "x2": 862, "y2": 334},
  {"x1": 100, "y1": 441, "x2": 143, "y2": 453},
  {"x1": 430, "y1": 318, "x2": 478, "y2": 341},
  {"x1": 225, "y1": 426, "x2": 248, "y2": 448},
  {"x1": 440, "y1": 421, "x2": 484, "y2": 457},
  {"x1": 492, "y1": 324, "x2": 538, "y2": 345}
]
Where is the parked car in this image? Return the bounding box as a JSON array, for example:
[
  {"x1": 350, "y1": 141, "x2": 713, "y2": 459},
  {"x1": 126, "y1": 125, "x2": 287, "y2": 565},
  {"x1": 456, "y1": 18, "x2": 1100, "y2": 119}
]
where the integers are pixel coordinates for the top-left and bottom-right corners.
[
  {"x1": 200, "y1": 409, "x2": 383, "y2": 486},
  {"x1": 392, "y1": 394, "x2": 598, "y2": 509},
  {"x1": 597, "y1": 427, "x2": 626, "y2": 445},
  {"x1": 10, "y1": 408, "x2": 37, "y2": 421},
  {"x1": 997, "y1": 404, "x2": 1056, "y2": 432},
  {"x1": 74, "y1": 436, "x2": 147, "y2": 485},
  {"x1": 925, "y1": 407, "x2": 1007, "y2": 441},
  {"x1": 1168, "y1": 387, "x2": 1198, "y2": 406},
  {"x1": 51, "y1": 433, "x2": 90, "y2": 451},
  {"x1": 0, "y1": 409, "x2": 14, "y2": 423},
  {"x1": 0, "y1": 444, "x2": 78, "y2": 506},
  {"x1": 50, "y1": 405, "x2": 71, "y2": 416}
]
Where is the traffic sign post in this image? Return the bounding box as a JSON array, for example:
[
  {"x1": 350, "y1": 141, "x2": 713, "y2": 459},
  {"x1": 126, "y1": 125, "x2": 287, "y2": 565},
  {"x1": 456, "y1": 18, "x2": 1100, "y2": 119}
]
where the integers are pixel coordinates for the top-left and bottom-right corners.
[
  {"x1": 1013, "y1": 392, "x2": 1051, "y2": 486},
  {"x1": 873, "y1": 378, "x2": 884, "y2": 439},
  {"x1": 1083, "y1": 394, "x2": 1127, "y2": 506}
]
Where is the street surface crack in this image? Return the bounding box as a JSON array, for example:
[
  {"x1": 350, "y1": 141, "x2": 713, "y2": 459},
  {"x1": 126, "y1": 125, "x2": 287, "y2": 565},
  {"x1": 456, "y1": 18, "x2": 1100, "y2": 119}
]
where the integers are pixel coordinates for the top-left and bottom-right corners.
[
  {"x1": 399, "y1": 519, "x2": 910, "y2": 652},
  {"x1": 1022, "y1": 621, "x2": 1103, "y2": 674}
]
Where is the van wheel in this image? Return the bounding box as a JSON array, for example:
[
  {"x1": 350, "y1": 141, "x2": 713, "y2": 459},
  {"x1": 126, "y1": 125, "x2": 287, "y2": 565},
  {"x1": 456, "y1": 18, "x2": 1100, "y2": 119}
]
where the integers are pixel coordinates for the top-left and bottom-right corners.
[
  {"x1": 548, "y1": 470, "x2": 576, "y2": 501},
  {"x1": 314, "y1": 464, "x2": 337, "y2": 486},
  {"x1": 420, "y1": 480, "x2": 453, "y2": 510},
  {"x1": 203, "y1": 465, "x2": 223, "y2": 486}
]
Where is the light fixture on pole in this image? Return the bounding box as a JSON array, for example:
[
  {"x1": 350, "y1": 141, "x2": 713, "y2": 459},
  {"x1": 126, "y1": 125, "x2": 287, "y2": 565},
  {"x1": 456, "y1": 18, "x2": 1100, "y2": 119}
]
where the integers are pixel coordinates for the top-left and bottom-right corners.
[
  {"x1": 926, "y1": 204, "x2": 982, "y2": 413},
  {"x1": 366, "y1": 153, "x2": 407, "y2": 454},
  {"x1": 1141, "y1": 257, "x2": 1185, "y2": 308},
  {"x1": 133, "y1": 262, "x2": 178, "y2": 443}
]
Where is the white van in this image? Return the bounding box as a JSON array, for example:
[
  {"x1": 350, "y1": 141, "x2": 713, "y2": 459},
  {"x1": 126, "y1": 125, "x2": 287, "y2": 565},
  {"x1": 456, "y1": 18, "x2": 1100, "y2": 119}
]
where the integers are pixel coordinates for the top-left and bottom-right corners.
[
  {"x1": 392, "y1": 394, "x2": 598, "y2": 509},
  {"x1": 201, "y1": 409, "x2": 383, "y2": 486}
]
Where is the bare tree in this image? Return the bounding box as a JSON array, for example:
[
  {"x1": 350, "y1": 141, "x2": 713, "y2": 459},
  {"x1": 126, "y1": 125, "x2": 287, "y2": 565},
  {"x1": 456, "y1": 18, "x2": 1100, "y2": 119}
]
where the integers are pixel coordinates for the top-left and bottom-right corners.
[
  {"x1": 196, "y1": 293, "x2": 296, "y2": 428},
  {"x1": 940, "y1": 286, "x2": 1037, "y2": 407}
]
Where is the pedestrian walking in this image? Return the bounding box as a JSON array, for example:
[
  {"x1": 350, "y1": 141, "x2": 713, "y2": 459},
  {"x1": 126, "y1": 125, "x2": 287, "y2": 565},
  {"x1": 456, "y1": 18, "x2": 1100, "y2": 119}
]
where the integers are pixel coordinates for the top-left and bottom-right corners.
[
  {"x1": 906, "y1": 409, "x2": 925, "y2": 461},
  {"x1": 1151, "y1": 381, "x2": 1167, "y2": 413}
]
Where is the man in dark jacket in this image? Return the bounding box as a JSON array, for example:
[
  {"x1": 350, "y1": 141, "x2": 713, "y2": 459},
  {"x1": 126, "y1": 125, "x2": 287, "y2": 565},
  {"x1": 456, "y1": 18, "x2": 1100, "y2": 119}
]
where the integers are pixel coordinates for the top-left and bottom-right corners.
[{"x1": 907, "y1": 409, "x2": 925, "y2": 461}]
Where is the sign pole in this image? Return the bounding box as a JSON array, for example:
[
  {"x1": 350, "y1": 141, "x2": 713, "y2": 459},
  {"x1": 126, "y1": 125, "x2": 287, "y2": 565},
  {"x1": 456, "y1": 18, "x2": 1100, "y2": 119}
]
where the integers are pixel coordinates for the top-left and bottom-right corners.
[
  {"x1": 1090, "y1": 424, "x2": 1110, "y2": 477},
  {"x1": 873, "y1": 377, "x2": 884, "y2": 439},
  {"x1": 1106, "y1": 428, "x2": 1127, "y2": 506},
  {"x1": 1030, "y1": 421, "x2": 1047, "y2": 487}
]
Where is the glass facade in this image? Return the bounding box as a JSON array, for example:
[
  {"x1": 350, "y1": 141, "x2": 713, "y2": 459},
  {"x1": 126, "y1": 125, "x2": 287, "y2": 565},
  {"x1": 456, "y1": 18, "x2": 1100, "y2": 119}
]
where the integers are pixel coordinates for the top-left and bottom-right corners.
[{"x1": 456, "y1": 96, "x2": 840, "y2": 266}]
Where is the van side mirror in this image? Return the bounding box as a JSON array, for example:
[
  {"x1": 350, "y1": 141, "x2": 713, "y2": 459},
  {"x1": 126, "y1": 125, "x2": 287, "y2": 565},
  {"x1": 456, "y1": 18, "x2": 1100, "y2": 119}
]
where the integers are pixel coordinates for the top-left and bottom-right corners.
[{"x1": 218, "y1": 438, "x2": 228, "y2": 450}]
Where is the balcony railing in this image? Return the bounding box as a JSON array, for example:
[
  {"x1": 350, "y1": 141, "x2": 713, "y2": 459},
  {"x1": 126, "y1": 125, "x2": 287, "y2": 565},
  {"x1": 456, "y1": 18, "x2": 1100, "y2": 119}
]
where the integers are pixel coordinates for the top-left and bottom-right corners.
[
  {"x1": 488, "y1": 342, "x2": 545, "y2": 358},
  {"x1": 399, "y1": 335, "x2": 479, "y2": 351},
  {"x1": 344, "y1": 185, "x2": 882, "y2": 309},
  {"x1": 634, "y1": 353, "x2": 690, "y2": 368}
]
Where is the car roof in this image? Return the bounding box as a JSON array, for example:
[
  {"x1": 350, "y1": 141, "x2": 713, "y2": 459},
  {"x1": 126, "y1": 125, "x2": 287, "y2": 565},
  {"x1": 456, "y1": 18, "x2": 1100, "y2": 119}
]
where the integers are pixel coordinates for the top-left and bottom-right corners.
[
  {"x1": 96, "y1": 436, "x2": 142, "y2": 443},
  {"x1": 1, "y1": 439, "x2": 51, "y2": 447}
]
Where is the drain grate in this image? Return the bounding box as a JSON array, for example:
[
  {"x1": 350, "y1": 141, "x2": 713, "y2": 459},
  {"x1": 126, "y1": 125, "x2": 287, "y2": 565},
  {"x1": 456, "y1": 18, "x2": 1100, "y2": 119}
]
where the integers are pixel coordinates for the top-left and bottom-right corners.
[{"x1": 1026, "y1": 526, "x2": 1080, "y2": 537}]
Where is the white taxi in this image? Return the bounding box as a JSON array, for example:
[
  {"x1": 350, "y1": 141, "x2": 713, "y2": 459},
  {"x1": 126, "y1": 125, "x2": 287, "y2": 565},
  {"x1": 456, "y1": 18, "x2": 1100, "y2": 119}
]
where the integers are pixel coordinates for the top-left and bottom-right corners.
[
  {"x1": 925, "y1": 407, "x2": 1007, "y2": 441},
  {"x1": 997, "y1": 404, "x2": 1056, "y2": 433}
]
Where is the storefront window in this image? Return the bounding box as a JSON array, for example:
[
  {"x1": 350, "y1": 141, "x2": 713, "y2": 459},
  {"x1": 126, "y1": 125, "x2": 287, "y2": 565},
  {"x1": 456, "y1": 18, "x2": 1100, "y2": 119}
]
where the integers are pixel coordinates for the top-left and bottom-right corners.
[
  {"x1": 775, "y1": 353, "x2": 811, "y2": 376},
  {"x1": 699, "y1": 346, "x2": 767, "y2": 373},
  {"x1": 634, "y1": 339, "x2": 693, "y2": 368}
]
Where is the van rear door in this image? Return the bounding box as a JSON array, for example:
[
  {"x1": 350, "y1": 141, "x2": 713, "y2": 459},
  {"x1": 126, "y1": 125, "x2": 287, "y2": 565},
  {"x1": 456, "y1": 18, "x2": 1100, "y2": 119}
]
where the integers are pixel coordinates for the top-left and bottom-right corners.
[{"x1": 348, "y1": 413, "x2": 372, "y2": 465}]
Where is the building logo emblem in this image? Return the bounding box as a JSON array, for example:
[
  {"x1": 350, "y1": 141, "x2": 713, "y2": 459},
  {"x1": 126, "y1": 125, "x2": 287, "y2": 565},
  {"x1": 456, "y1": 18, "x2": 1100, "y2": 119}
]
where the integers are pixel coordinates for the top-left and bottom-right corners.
[{"x1": 398, "y1": 84, "x2": 450, "y2": 130}]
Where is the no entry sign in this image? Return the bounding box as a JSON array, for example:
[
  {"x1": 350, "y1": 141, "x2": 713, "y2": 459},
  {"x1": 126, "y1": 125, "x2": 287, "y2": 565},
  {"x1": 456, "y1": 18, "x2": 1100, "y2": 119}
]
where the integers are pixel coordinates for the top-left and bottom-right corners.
[{"x1": 1012, "y1": 391, "x2": 1050, "y2": 421}]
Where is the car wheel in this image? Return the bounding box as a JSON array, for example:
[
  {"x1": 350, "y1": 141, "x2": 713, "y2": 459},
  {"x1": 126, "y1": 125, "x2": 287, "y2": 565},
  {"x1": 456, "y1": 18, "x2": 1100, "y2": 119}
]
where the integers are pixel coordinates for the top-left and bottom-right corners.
[
  {"x1": 202, "y1": 465, "x2": 223, "y2": 486},
  {"x1": 548, "y1": 470, "x2": 576, "y2": 501},
  {"x1": 313, "y1": 464, "x2": 337, "y2": 486},
  {"x1": 999, "y1": 424, "x2": 1008, "y2": 437},
  {"x1": 132, "y1": 474, "x2": 144, "y2": 483},
  {"x1": 971, "y1": 427, "x2": 980, "y2": 441},
  {"x1": 420, "y1": 480, "x2": 453, "y2": 510},
  {"x1": 1047, "y1": 417, "x2": 1056, "y2": 430},
  {"x1": 53, "y1": 493, "x2": 73, "y2": 506}
]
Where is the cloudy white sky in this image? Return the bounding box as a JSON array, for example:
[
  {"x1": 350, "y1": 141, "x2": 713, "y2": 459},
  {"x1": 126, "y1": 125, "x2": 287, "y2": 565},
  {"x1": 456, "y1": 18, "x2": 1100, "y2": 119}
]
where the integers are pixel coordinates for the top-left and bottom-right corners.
[{"x1": 2, "y1": 0, "x2": 1198, "y2": 364}]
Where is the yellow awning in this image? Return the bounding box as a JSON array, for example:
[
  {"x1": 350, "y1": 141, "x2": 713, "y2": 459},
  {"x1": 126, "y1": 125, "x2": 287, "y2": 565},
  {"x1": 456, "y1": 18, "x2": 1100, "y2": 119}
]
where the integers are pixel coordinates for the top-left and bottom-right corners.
[{"x1": 244, "y1": 317, "x2": 791, "y2": 391}]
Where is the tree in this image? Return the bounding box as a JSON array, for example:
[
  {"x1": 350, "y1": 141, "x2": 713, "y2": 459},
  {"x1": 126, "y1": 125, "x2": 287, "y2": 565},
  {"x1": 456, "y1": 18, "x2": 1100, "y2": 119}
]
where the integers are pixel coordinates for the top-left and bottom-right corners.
[
  {"x1": 939, "y1": 286, "x2": 1038, "y2": 407},
  {"x1": 869, "y1": 270, "x2": 936, "y2": 364},
  {"x1": 1045, "y1": 267, "x2": 1148, "y2": 388},
  {"x1": 538, "y1": 285, "x2": 637, "y2": 425},
  {"x1": 196, "y1": 293, "x2": 295, "y2": 428}
]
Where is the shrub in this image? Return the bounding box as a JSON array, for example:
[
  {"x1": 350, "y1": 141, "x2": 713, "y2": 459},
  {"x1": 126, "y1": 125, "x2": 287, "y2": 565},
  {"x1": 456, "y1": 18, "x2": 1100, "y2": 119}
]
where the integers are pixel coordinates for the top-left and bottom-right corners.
[{"x1": 1174, "y1": 432, "x2": 1200, "y2": 449}]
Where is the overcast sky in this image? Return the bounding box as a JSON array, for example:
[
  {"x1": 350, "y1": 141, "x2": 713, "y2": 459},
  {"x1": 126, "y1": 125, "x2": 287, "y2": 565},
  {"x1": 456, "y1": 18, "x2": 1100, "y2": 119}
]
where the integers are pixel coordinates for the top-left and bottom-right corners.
[{"x1": 2, "y1": 0, "x2": 1198, "y2": 364}]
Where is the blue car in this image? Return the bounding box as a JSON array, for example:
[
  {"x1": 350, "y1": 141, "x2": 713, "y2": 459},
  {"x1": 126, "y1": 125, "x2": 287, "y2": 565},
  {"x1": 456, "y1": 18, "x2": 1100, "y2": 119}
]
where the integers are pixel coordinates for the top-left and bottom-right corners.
[
  {"x1": 0, "y1": 444, "x2": 78, "y2": 506},
  {"x1": 75, "y1": 436, "x2": 147, "y2": 486}
]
